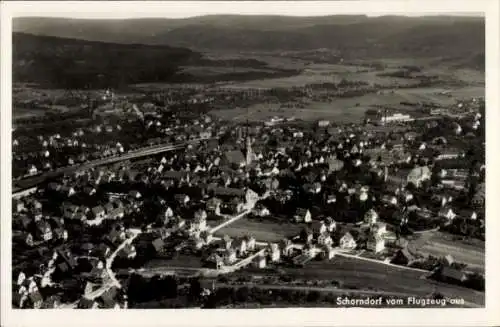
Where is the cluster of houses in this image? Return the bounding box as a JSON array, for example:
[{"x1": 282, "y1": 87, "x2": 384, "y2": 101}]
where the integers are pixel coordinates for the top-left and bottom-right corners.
[{"x1": 12, "y1": 96, "x2": 485, "y2": 308}]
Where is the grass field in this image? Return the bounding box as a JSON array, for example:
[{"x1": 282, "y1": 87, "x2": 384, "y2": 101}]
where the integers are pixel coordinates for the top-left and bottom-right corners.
[
  {"x1": 408, "y1": 231, "x2": 485, "y2": 272},
  {"x1": 213, "y1": 217, "x2": 303, "y2": 242},
  {"x1": 144, "y1": 254, "x2": 204, "y2": 269},
  {"x1": 240, "y1": 256, "x2": 485, "y2": 306},
  {"x1": 180, "y1": 65, "x2": 276, "y2": 76}
]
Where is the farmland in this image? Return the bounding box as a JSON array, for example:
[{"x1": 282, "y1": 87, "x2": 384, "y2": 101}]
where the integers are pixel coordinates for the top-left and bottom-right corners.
[
  {"x1": 209, "y1": 85, "x2": 484, "y2": 124},
  {"x1": 213, "y1": 217, "x2": 303, "y2": 242},
  {"x1": 408, "y1": 231, "x2": 485, "y2": 273}
]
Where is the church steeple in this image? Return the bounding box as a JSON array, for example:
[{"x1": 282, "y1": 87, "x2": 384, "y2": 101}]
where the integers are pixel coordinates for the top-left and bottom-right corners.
[{"x1": 245, "y1": 119, "x2": 253, "y2": 166}]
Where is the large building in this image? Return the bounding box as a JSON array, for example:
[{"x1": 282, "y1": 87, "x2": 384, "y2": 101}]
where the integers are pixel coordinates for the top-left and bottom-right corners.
[{"x1": 380, "y1": 113, "x2": 413, "y2": 124}]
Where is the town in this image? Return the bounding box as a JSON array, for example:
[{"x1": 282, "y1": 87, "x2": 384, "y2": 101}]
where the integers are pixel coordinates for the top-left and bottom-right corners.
[{"x1": 12, "y1": 84, "x2": 485, "y2": 308}]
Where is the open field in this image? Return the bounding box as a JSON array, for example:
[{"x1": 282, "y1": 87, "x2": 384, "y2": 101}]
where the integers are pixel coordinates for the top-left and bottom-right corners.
[
  {"x1": 144, "y1": 254, "x2": 204, "y2": 270},
  {"x1": 209, "y1": 85, "x2": 483, "y2": 123},
  {"x1": 238, "y1": 256, "x2": 485, "y2": 306},
  {"x1": 180, "y1": 65, "x2": 276, "y2": 76},
  {"x1": 408, "y1": 231, "x2": 485, "y2": 272},
  {"x1": 213, "y1": 217, "x2": 303, "y2": 242}
]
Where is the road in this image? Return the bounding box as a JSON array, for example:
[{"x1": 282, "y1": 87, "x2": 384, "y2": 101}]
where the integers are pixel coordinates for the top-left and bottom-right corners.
[
  {"x1": 13, "y1": 138, "x2": 212, "y2": 194},
  {"x1": 209, "y1": 210, "x2": 252, "y2": 234},
  {"x1": 58, "y1": 229, "x2": 142, "y2": 308}
]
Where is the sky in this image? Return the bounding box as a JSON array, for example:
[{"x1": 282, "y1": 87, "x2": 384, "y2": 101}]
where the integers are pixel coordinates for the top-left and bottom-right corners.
[{"x1": 4, "y1": 1, "x2": 486, "y2": 20}]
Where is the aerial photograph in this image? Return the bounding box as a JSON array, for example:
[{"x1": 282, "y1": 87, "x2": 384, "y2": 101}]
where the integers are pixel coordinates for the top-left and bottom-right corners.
[{"x1": 10, "y1": 10, "x2": 485, "y2": 309}]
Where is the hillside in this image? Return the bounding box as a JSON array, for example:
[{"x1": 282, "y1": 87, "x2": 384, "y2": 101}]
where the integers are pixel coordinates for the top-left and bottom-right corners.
[
  {"x1": 13, "y1": 32, "x2": 201, "y2": 88},
  {"x1": 14, "y1": 15, "x2": 485, "y2": 59},
  {"x1": 12, "y1": 33, "x2": 301, "y2": 88}
]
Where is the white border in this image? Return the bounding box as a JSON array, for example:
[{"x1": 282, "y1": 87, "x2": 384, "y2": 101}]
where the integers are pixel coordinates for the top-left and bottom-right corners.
[{"x1": 1, "y1": 1, "x2": 499, "y2": 327}]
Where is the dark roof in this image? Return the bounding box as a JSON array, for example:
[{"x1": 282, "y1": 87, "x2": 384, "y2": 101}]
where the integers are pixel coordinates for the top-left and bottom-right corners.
[
  {"x1": 224, "y1": 150, "x2": 245, "y2": 165},
  {"x1": 152, "y1": 238, "x2": 165, "y2": 252},
  {"x1": 441, "y1": 267, "x2": 466, "y2": 281},
  {"x1": 209, "y1": 186, "x2": 246, "y2": 198},
  {"x1": 162, "y1": 170, "x2": 187, "y2": 180}
]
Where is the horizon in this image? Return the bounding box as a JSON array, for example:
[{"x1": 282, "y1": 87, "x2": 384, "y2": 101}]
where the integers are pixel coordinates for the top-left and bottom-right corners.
[
  {"x1": 5, "y1": 1, "x2": 485, "y2": 20},
  {"x1": 13, "y1": 13, "x2": 485, "y2": 20}
]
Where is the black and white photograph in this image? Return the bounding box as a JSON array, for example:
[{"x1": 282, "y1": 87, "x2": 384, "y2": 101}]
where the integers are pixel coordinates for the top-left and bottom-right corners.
[{"x1": 1, "y1": 0, "x2": 499, "y2": 326}]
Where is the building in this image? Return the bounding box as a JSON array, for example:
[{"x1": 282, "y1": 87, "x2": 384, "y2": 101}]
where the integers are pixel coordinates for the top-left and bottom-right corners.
[
  {"x1": 339, "y1": 232, "x2": 357, "y2": 250},
  {"x1": 317, "y1": 232, "x2": 333, "y2": 247},
  {"x1": 407, "y1": 166, "x2": 432, "y2": 188},
  {"x1": 364, "y1": 209, "x2": 379, "y2": 225},
  {"x1": 317, "y1": 120, "x2": 330, "y2": 127},
  {"x1": 367, "y1": 234, "x2": 385, "y2": 253},
  {"x1": 269, "y1": 243, "x2": 281, "y2": 262},
  {"x1": 294, "y1": 208, "x2": 312, "y2": 223},
  {"x1": 380, "y1": 113, "x2": 413, "y2": 124}
]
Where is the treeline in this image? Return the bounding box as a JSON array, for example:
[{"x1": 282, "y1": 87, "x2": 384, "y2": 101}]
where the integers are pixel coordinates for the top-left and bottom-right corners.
[{"x1": 175, "y1": 69, "x2": 301, "y2": 84}]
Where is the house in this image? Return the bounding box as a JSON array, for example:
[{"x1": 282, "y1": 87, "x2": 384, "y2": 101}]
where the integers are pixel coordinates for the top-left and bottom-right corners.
[
  {"x1": 317, "y1": 232, "x2": 333, "y2": 247},
  {"x1": 439, "y1": 267, "x2": 468, "y2": 284},
  {"x1": 28, "y1": 165, "x2": 38, "y2": 176},
  {"x1": 339, "y1": 232, "x2": 357, "y2": 250},
  {"x1": 223, "y1": 248, "x2": 237, "y2": 265},
  {"x1": 439, "y1": 208, "x2": 457, "y2": 222},
  {"x1": 25, "y1": 233, "x2": 34, "y2": 247},
  {"x1": 62, "y1": 203, "x2": 79, "y2": 219},
  {"x1": 233, "y1": 238, "x2": 247, "y2": 256},
  {"x1": 407, "y1": 166, "x2": 431, "y2": 188},
  {"x1": 312, "y1": 221, "x2": 327, "y2": 235},
  {"x1": 244, "y1": 235, "x2": 256, "y2": 252},
  {"x1": 152, "y1": 238, "x2": 165, "y2": 254},
  {"x1": 206, "y1": 253, "x2": 224, "y2": 270},
  {"x1": 129, "y1": 190, "x2": 142, "y2": 199},
  {"x1": 200, "y1": 230, "x2": 213, "y2": 245},
  {"x1": 14, "y1": 200, "x2": 26, "y2": 213},
  {"x1": 326, "y1": 194, "x2": 337, "y2": 204},
  {"x1": 391, "y1": 249, "x2": 415, "y2": 265},
  {"x1": 245, "y1": 188, "x2": 260, "y2": 207},
  {"x1": 175, "y1": 194, "x2": 190, "y2": 205},
  {"x1": 321, "y1": 245, "x2": 335, "y2": 260},
  {"x1": 36, "y1": 220, "x2": 53, "y2": 242},
  {"x1": 280, "y1": 239, "x2": 294, "y2": 257},
  {"x1": 367, "y1": 234, "x2": 385, "y2": 253},
  {"x1": 28, "y1": 290, "x2": 44, "y2": 309},
  {"x1": 364, "y1": 209, "x2": 379, "y2": 225},
  {"x1": 302, "y1": 242, "x2": 318, "y2": 258},
  {"x1": 223, "y1": 150, "x2": 246, "y2": 167},
  {"x1": 252, "y1": 205, "x2": 270, "y2": 217},
  {"x1": 91, "y1": 206, "x2": 106, "y2": 220},
  {"x1": 120, "y1": 243, "x2": 137, "y2": 259},
  {"x1": 325, "y1": 217, "x2": 336, "y2": 232},
  {"x1": 206, "y1": 198, "x2": 222, "y2": 215},
  {"x1": 163, "y1": 207, "x2": 174, "y2": 220},
  {"x1": 269, "y1": 243, "x2": 281, "y2": 262},
  {"x1": 108, "y1": 225, "x2": 126, "y2": 244},
  {"x1": 382, "y1": 194, "x2": 398, "y2": 206},
  {"x1": 371, "y1": 222, "x2": 387, "y2": 236},
  {"x1": 255, "y1": 253, "x2": 267, "y2": 269},
  {"x1": 294, "y1": 208, "x2": 312, "y2": 223}
]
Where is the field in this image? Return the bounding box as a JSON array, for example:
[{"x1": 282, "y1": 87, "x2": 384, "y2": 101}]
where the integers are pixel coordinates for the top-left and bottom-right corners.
[
  {"x1": 180, "y1": 65, "x2": 276, "y2": 76},
  {"x1": 144, "y1": 254, "x2": 204, "y2": 270},
  {"x1": 237, "y1": 255, "x2": 485, "y2": 306},
  {"x1": 408, "y1": 231, "x2": 485, "y2": 272},
  {"x1": 213, "y1": 217, "x2": 303, "y2": 242},
  {"x1": 209, "y1": 85, "x2": 484, "y2": 123}
]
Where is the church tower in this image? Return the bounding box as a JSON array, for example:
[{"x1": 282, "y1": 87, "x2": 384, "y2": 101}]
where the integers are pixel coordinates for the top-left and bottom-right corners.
[{"x1": 245, "y1": 119, "x2": 253, "y2": 166}]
